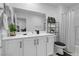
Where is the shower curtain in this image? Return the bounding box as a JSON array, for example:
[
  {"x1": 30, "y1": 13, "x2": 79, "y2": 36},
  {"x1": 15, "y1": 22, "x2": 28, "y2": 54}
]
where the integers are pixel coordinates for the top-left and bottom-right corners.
[
  {"x1": 66, "y1": 10, "x2": 75, "y2": 53},
  {"x1": 60, "y1": 9, "x2": 75, "y2": 54}
]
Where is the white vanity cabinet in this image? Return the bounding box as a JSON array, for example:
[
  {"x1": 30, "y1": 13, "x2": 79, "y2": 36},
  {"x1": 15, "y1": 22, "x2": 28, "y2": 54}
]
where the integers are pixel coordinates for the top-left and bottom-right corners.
[
  {"x1": 23, "y1": 37, "x2": 37, "y2": 56},
  {"x1": 2, "y1": 39, "x2": 23, "y2": 56},
  {"x1": 2, "y1": 34, "x2": 55, "y2": 56},
  {"x1": 36, "y1": 36, "x2": 46, "y2": 56},
  {"x1": 46, "y1": 36, "x2": 54, "y2": 56},
  {"x1": 24, "y1": 36, "x2": 46, "y2": 56}
]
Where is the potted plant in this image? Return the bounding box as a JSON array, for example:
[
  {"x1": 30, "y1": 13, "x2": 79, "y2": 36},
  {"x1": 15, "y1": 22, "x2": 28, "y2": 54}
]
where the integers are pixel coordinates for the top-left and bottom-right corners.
[{"x1": 8, "y1": 23, "x2": 16, "y2": 36}]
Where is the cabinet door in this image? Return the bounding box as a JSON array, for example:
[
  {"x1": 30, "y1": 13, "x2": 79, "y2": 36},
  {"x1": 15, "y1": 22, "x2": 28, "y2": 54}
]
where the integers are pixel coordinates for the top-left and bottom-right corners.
[
  {"x1": 3, "y1": 39, "x2": 23, "y2": 56},
  {"x1": 47, "y1": 36, "x2": 54, "y2": 56},
  {"x1": 37, "y1": 36, "x2": 46, "y2": 56},
  {"x1": 24, "y1": 37, "x2": 36, "y2": 56}
]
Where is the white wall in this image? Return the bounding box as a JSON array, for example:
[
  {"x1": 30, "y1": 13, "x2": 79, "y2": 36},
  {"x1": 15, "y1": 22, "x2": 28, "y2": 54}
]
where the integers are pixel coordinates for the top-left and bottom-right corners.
[{"x1": 7, "y1": 3, "x2": 61, "y2": 23}]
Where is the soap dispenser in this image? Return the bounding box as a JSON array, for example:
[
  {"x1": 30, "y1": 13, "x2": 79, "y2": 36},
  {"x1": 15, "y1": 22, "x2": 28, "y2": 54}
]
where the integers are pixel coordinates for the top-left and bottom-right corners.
[{"x1": 35, "y1": 30, "x2": 39, "y2": 34}]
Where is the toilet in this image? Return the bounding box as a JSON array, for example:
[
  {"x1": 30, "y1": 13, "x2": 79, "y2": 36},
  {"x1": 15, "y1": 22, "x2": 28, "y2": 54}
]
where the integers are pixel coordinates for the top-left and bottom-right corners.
[{"x1": 55, "y1": 42, "x2": 66, "y2": 55}]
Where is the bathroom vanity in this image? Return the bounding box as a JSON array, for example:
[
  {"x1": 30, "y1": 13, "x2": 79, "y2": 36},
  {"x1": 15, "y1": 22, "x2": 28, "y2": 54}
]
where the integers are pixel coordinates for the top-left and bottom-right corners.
[
  {"x1": 1, "y1": 5, "x2": 55, "y2": 56},
  {"x1": 2, "y1": 33, "x2": 55, "y2": 56}
]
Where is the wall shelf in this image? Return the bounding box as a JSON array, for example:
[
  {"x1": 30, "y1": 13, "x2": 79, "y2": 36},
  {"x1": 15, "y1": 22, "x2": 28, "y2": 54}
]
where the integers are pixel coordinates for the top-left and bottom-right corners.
[{"x1": 47, "y1": 19, "x2": 59, "y2": 41}]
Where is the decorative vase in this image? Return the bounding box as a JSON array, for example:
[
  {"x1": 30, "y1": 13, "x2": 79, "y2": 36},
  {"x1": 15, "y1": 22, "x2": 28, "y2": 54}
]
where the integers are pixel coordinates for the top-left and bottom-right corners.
[{"x1": 10, "y1": 32, "x2": 16, "y2": 36}]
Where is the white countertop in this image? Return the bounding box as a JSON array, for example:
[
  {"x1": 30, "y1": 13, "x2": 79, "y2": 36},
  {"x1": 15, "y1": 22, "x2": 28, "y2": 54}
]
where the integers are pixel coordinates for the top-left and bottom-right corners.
[{"x1": 3, "y1": 33, "x2": 55, "y2": 40}]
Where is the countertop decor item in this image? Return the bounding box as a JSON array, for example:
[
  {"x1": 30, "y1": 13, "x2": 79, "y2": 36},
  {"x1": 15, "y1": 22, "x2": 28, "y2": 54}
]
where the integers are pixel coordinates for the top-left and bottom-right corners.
[
  {"x1": 8, "y1": 23, "x2": 16, "y2": 36},
  {"x1": 35, "y1": 30, "x2": 39, "y2": 34},
  {"x1": 47, "y1": 17, "x2": 56, "y2": 23}
]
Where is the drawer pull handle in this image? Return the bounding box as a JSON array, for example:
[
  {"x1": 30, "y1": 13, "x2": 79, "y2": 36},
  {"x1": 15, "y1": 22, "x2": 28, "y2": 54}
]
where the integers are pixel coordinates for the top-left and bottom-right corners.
[
  {"x1": 34, "y1": 40, "x2": 36, "y2": 45},
  {"x1": 20, "y1": 41, "x2": 22, "y2": 48},
  {"x1": 37, "y1": 39, "x2": 39, "y2": 45},
  {"x1": 47, "y1": 38, "x2": 49, "y2": 43}
]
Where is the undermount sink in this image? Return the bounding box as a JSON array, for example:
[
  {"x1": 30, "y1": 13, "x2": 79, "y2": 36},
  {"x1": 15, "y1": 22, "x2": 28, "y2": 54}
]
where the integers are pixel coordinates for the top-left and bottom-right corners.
[{"x1": 23, "y1": 34, "x2": 27, "y2": 35}]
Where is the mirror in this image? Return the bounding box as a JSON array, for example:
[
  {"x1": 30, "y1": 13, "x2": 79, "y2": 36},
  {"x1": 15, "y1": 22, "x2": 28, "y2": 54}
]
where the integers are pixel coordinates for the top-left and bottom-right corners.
[
  {"x1": 12, "y1": 7, "x2": 46, "y2": 32},
  {"x1": 16, "y1": 17, "x2": 26, "y2": 32}
]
